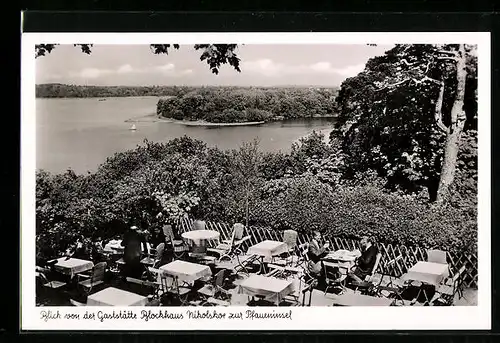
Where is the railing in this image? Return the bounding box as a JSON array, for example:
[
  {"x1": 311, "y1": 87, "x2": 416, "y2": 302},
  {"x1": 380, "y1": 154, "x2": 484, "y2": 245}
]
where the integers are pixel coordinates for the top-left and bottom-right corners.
[{"x1": 176, "y1": 218, "x2": 478, "y2": 288}]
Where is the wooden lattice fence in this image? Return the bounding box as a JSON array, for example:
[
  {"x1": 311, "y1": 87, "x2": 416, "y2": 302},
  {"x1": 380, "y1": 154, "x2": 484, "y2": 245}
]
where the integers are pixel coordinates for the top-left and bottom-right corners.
[{"x1": 176, "y1": 218, "x2": 478, "y2": 288}]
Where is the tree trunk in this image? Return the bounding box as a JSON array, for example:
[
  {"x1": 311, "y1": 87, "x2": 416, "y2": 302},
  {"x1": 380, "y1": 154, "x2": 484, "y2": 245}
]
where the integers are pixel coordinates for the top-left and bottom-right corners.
[{"x1": 435, "y1": 44, "x2": 468, "y2": 205}]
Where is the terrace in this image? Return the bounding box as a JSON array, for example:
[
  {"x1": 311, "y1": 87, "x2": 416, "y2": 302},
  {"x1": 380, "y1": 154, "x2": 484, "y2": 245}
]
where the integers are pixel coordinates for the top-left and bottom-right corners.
[{"x1": 36, "y1": 219, "x2": 477, "y2": 308}]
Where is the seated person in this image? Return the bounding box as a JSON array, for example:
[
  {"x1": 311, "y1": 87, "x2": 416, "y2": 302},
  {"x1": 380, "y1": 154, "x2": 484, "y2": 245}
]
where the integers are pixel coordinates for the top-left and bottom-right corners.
[
  {"x1": 153, "y1": 242, "x2": 173, "y2": 267},
  {"x1": 306, "y1": 231, "x2": 330, "y2": 286},
  {"x1": 64, "y1": 236, "x2": 91, "y2": 260},
  {"x1": 348, "y1": 236, "x2": 379, "y2": 283}
]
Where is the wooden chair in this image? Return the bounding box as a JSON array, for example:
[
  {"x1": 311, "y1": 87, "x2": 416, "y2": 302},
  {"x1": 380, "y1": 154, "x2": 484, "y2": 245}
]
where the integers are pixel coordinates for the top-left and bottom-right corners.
[
  {"x1": 147, "y1": 267, "x2": 175, "y2": 295},
  {"x1": 126, "y1": 276, "x2": 162, "y2": 298},
  {"x1": 431, "y1": 265, "x2": 467, "y2": 306},
  {"x1": 197, "y1": 269, "x2": 232, "y2": 306},
  {"x1": 163, "y1": 224, "x2": 187, "y2": 259},
  {"x1": 296, "y1": 243, "x2": 310, "y2": 269},
  {"x1": 38, "y1": 271, "x2": 67, "y2": 290},
  {"x1": 208, "y1": 223, "x2": 251, "y2": 262},
  {"x1": 324, "y1": 262, "x2": 347, "y2": 295},
  {"x1": 147, "y1": 267, "x2": 191, "y2": 305},
  {"x1": 77, "y1": 262, "x2": 107, "y2": 294},
  {"x1": 375, "y1": 255, "x2": 406, "y2": 304},
  {"x1": 267, "y1": 264, "x2": 302, "y2": 279}
]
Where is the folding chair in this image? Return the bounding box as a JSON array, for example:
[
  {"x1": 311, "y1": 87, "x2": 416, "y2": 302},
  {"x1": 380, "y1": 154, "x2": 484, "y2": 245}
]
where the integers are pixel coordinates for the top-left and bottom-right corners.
[
  {"x1": 163, "y1": 224, "x2": 187, "y2": 259},
  {"x1": 77, "y1": 262, "x2": 107, "y2": 294},
  {"x1": 324, "y1": 262, "x2": 347, "y2": 295},
  {"x1": 208, "y1": 223, "x2": 251, "y2": 262},
  {"x1": 350, "y1": 253, "x2": 382, "y2": 295},
  {"x1": 431, "y1": 266, "x2": 467, "y2": 306},
  {"x1": 197, "y1": 269, "x2": 232, "y2": 306},
  {"x1": 375, "y1": 255, "x2": 406, "y2": 304}
]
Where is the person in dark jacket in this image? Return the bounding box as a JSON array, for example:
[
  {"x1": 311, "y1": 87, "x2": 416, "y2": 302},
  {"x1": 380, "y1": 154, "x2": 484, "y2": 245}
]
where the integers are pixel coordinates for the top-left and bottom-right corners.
[
  {"x1": 306, "y1": 231, "x2": 331, "y2": 287},
  {"x1": 121, "y1": 226, "x2": 147, "y2": 278},
  {"x1": 349, "y1": 236, "x2": 379, "y2": 283}
]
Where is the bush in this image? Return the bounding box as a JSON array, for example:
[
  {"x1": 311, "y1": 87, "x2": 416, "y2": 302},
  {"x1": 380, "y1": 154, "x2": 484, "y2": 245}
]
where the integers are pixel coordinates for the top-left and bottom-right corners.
[
  {"x1": 253, "y1": 179, "x2": 476, "y2": 254},
  {"x1": 35, "y1": 137, "x2": 477, "y2": 262}
]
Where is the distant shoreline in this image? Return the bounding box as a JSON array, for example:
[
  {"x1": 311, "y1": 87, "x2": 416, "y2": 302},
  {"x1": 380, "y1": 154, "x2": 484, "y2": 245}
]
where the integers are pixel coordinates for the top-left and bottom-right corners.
[
  {"x1": 158, "y1": 117, "x2": 266, "y2": 127},
  {"x1": 125, "y1": 113, "x2": 336, "y2": 127},
  {"x1": 124, "y1": 114, "x2": 265, "y2": 126}
]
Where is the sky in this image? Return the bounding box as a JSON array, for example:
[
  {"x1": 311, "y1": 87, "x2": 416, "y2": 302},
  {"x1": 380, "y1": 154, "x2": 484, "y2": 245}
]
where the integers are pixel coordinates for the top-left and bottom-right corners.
[{"x1": 35, "y1": 44, "x2": 394, "y2": 87}]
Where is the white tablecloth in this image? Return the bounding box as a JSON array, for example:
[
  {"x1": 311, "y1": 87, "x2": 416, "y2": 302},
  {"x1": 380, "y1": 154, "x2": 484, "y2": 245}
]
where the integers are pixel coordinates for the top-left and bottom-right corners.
[
  {"x1": 402, "y1": 261, "x2": 449, "y2": 286},
  {"x1": 181, "y1": 230, "x2": 220, "y2": 245},
  {"x1": 325, "y1": 249, "x2": 360, "y2": 262},
  {"x1": 247, "y1": 240, "x2": 289, "y2": 258},
  {"x1": 238, "y1": 274, "x2": 294, "y2": 305},
  {"x1": 54, "y1": 257, "x2": 94, "y2": 278},
  {"x1": 87, "y1": 287, "x2": 148, "y2": 306},
  {"x1": 159, "y1": 260, "x2": 212, "y2": 282},
  {"x1": 103, "y1": 240, "x2": 124, "y2": 253},
  {"x1": 323, "y1": 250, "x2": 360, "y2": 273}
]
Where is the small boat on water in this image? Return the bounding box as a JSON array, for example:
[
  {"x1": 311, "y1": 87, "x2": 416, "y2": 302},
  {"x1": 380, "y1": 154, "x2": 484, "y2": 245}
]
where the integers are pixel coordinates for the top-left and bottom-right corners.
[
  {"x1": 98, "y1": 98, "x2": 107, "y2": 101},
  {"x1": 129, "y1": 124, "x2": 137, "y2": 131}
]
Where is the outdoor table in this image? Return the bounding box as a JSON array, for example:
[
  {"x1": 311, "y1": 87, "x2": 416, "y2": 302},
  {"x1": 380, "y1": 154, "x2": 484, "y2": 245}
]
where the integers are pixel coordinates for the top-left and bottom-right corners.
[
  {"x1": 159, "y1": 260, "x2": 212, "y2": 283},
  {"x1": 87, "y1": 287, "x2": 148, "y2": 306},
  {"x1": 401, "y1": 261, "x2": 450, "y2": 304},
  {"x1": 323, "y1": 249, "x2": 361, "y2": 274},
  {"x1": 53, "y1": 257, "x2": 94, "y2": 278},
  {"x1": 182, "y1": 230, "x2": 220, "y2": 256},
  {"x1": 181, "y1": 230, "x2": 220, "y2": 245},
  {"x1": 103, "y1": 240, "x2": 124, "y2": 253},
  {"x1": 237, "y1": 274, "x2": 295, "y2": 305},
  {"x1": 247, "y1": 240, "x2": 289, "y2": 274},
  {"x1": 402, "y1": 261, "x2": 450, "y2": 287},
  {"x1": 330, "y1": 292, "x2": 395, "y2": 306},
  {"x1": 159, "y1": 260, "x2": 212, "y2": 302}
]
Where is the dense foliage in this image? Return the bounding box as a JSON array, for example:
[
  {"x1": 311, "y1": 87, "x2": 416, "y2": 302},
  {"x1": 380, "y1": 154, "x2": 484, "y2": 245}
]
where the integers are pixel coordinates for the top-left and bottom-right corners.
[
  {"x1": 333, "y1": 44, "x2": 477, "y2": 204},
  {"x1": 36, "y1": 135, "x2": 477, "y2": 263},
  {"x1": 156, "y1": 87, "x2": 338, "y2": 123},
  {"x1": 36, "y1": 83, "x2": 195, "y2": 98}
]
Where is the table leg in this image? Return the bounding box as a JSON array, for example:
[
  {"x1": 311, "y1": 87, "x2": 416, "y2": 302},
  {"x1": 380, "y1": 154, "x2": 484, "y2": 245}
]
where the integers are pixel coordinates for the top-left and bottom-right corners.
[{"x1": 258, "y1": 257, "x2": 266, "y2": 275}]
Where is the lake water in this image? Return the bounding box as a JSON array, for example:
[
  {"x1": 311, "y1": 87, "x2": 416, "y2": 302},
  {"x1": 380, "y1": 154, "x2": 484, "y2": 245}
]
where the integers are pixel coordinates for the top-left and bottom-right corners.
[{"x1": 36, "y1": 96, "x2": 336, "y2": 175}]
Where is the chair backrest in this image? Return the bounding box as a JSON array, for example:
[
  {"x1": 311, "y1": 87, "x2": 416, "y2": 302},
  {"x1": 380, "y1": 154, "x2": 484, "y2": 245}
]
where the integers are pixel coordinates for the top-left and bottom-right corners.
[
  {"x1": 323, "y1": 262, "x2": 340, "y2": 281},
  {"x1": 92, "y1": 262, "x2": 107, "y2": 283},
  {"x1": 155, "y1": 243, "x2": 165, "y2": 261},
  {"x1": 233, "y1": 223, "x2": 245, "y2": 240},
  {"x1": 299, "y1": 243, "x2": 310, "y2": 261},
  {"x1": 214, "y1": 269, "x2": 226, "y2": 287},
  {"x1": 371, "y1": 253, "x2": 383, "y2": 276},
  {"x1": 427, "y1": 249, "x2": 447, "y2": 264},
  {"x1": 283, "y1": 230, "x2": 298, "y2": 249},
  {"x1": 163, "y1": 224, "x2": 175, "y2": 243}
]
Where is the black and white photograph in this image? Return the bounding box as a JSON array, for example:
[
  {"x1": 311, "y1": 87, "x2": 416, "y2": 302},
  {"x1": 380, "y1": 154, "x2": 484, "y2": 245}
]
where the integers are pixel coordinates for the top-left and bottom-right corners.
[{"x1": 21, "y1": 32, "x2": 490, "y2": 330}]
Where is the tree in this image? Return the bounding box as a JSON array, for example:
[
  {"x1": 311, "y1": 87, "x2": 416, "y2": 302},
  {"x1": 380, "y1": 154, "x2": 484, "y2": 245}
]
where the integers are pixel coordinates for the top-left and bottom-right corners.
[
  {"x1": 335, "y1": 44, "x2": 477, "y2": 204},
  {"x1": 35, "y1": 44, "x2": 241, "y2": 75},
  {"x1": 228, "y1": 139, "x2": 263, "y2": 227}
]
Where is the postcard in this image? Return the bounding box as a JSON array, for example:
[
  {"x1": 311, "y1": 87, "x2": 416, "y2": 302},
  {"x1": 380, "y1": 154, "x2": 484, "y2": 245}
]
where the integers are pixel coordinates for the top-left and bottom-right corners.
[{"x1": 21, "y1": 31, "x2": 491, "y2": 330}]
